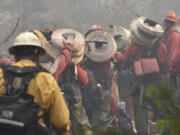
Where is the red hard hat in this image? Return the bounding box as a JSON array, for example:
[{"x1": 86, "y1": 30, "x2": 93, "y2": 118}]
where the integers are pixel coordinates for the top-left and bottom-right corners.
[
  {"x1": 85, "y1": 24, "x2": 103, "y2": 37},
  {"x1": 164, "y1": 11, "x2": 178, "y2": 23},
  {"x1": 88, "y1": 24, "x2": 103, "y2": 31}
]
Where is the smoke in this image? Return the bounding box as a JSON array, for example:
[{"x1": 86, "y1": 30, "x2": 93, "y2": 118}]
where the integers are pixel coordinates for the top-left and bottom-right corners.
[{"x1": 0, "y1": 0, "x2": 180, "y2": 55}]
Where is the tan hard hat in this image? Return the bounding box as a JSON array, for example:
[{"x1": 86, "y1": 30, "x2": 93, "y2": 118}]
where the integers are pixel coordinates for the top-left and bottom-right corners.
[{"x1": 9, "y1": 31, "x2": 46, "y2": 55}]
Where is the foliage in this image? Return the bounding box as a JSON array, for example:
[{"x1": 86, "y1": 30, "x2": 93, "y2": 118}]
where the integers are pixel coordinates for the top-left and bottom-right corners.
[
  {"x1": 74, "y1": 126, "x2": 136, "y2": 135},
  {"x1": 143, "y1": 81, "x2": 180, "y2": 135}
]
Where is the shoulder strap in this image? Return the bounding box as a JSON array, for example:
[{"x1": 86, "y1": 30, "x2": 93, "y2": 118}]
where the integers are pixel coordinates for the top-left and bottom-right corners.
[
  {"x1": 32, "y1": 30, "x2": 48, "y2": 43},
  {"x1": 141, "y1": 38, "x2": 161, "y2": 58},
  {"x1": 150, "y1": 39, "x2": 161, "y2": 58}
]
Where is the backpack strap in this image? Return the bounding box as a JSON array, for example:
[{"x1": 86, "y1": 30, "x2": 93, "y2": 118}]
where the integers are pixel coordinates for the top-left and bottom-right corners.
[
  {"x1": 150, "y1": 39, "x2": 161, "y2": 57},
  {"x1": 141, "y1": 39, "x2": 161, "y2": 58}
]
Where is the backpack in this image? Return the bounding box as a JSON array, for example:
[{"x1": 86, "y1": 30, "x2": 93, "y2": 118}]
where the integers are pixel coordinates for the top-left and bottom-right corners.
[
  {"x1": 0, "y1": 65, "x2": 48, "y2": 135},
  {"x1": 134, "y1": 39, "x2": 161, "y2": 83},
  {"x1": 112, "y1": 107, "x2": 134, "y2": 134}
]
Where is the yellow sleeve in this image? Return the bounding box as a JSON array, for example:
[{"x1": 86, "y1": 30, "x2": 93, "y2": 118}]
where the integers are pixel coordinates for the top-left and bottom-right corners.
[
  {"x1": 29, "y1": 72, "x2": 70, "y2": 135},
  {"x1": 0, "y1": 68, "x2": 6, "y2": 94},
  {"x1": 49, "y1": 77, "x2": 70, "y2": 135}
]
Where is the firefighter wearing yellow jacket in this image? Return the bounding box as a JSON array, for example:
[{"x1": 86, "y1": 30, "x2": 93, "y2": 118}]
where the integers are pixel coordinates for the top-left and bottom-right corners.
[{"x1": 0, "y1": 31, "x2": 70, "y2": 135}]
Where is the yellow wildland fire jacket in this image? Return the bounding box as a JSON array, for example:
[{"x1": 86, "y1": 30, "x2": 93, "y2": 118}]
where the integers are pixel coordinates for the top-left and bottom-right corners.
[{"x1": 0, "y1": 59, "x2": 70, "y2": 135}]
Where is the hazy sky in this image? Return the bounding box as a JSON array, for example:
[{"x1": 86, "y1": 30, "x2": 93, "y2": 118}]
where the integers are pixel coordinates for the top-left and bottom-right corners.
[{"x1": 0, "y1": 0, "x2": 180, "y2": 55}]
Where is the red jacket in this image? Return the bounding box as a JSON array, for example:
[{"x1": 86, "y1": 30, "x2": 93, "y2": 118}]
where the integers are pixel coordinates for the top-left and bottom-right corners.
[
  {"x1": 54, "y1": 44, "x2": 88, "y2": 88},
  {"x1": 170, "y1": 50, "x2": 180, "y2": 75},
  {"x1": 76, "y1": 64, "x2": 89, "y2": 88},
  {"x1": 115, "y1": 42, "x2": 168, "y2": 69},
  {"x1": 161, "y1": 26, "x2": 180, "y2": 74},
  {"x1": 84, "y1": 53, "x2": 124, "y2": 80},
  {"x1": 85, "y1": 59, "x2": 112, "y2": 80},
  {"x1": 54, "y1": 44, "x2": 72, "y2": 81},
  {"x1": 64, "y1": 64, "x2": 88, "y2": 88}
]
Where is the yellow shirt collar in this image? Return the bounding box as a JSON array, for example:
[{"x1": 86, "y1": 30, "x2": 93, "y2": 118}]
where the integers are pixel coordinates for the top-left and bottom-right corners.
[{"x1": 12, "y1": 59, "x2": 37, "y2": 67}]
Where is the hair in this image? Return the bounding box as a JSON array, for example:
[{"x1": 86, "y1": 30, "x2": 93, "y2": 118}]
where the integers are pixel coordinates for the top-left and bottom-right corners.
[
  {"x1": 13, "y1": 46, "x2": 41, "y2": 63},
  {"x1": 13, "y1": 46, "x2": 41, "y2": 56}
]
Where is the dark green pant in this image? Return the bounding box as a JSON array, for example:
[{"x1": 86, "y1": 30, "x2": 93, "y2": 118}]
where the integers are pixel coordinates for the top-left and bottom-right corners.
[
  {"x1": 70, "y1": 102, "x2": 91, "y2": 135},
  {"x1": 132, "y1": 86, "x2": 148, "y2": 135}
]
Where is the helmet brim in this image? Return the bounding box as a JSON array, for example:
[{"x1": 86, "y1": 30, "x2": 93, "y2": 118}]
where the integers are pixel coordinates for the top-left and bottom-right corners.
[
  {"x1": 8, "y1": 45, "x2": 46, "y2": 55},
  {"x1": 164, "y1": 17, "x2": 178, "y2": 23}
]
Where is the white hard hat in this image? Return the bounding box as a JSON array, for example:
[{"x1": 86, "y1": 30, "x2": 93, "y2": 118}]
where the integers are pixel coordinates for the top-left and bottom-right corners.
[{"x1": 9, "y1": 31, "x2": 46, "y2": 55}]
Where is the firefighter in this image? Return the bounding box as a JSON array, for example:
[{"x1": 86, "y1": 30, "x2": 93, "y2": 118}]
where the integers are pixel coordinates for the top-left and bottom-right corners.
[
  {"x1": 49, "y1": 29, "x2": 91, "y2": 135},
  {"x1": 161, "y1": 12, "x2": 180, "y2": 102},
  {"x1": 161, "y1": 11, "x2": 180, "y2": 73},
  {"x1": 160, "y1": 11, "x2": 180, "y2": 89},
  {"x1": 83, "y1": 24, "x2": 115, "y2": 128},
  {"x1": 0, "y1": 31, "x2": 70, "y2": 135},
  {"x1": 115, "y1": 17, "x2": 168, "y2": 135},
  {"x1": 32, "y1": 29, "x2": 91, "y2": 135},
  {"x1": 115, "y1": 41, "x2": 168, "y2": 135},
  {"x1": 58, "y1": 56, "x2": 91, "y2": 135},
  {"x1": 83, "y1": 25, "x2": 133, "y2": 134}
]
